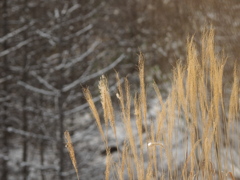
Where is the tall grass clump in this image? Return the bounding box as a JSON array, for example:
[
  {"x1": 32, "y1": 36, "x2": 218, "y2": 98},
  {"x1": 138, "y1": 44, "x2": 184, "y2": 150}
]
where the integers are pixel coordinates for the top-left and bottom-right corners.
[{"x1": 82, "y1": 29, "x2": 240, "y2": 179}]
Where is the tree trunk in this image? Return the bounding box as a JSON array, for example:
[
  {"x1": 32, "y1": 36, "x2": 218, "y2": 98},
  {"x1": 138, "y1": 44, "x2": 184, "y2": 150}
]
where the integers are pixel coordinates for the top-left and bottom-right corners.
[
  {"x1": 22, "y1": 1, "x2": 29, "y2": 179},
  {"x1": 57, "y1": 10, "x2": 65, "y2": 179},
  {"x1": 22, "y1": 95, "x2": 28, "y2": 180},
  {"x1": 1, "y1": 0, "x2": 9, "y2": 179},
  {"x1": 40, "y1": 140, "x2": 45, "y2": 180}
]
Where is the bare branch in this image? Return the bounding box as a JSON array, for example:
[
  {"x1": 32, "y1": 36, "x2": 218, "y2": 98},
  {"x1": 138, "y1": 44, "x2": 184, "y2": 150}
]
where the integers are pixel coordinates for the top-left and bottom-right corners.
[
  {"x1": 0, "y1": 75, "x2": 12, "y2": 84},
  {"x1": 49, "y1": 3, "x2": 104, "y2": 32},
  {"x1": 0, "y1": 21, "x2": 35, "y2": 43},
  {"x1": 0, "y1": 39, "x2": 32, "y2": 58},
  {"x1": 18, "y1": 81, "x2": 58, "y2": 96},
  {"x1": 63, "y1": 24, "x2": 93, "y2": 41},
  {"x1": 54, "y1": 40, "x2": 100, "y2": 71},
  {"x1": 6, "y1": 127, "x2": 54, "y2": 141},
  {"x1": 67, "y1": 4, "x2": 81, "y2": 14},
  {"x1": 62, "y1": 54, "x2": 125, "y2": 92},
  {"x1": 29, "y1": 71, "x2": 59, "y2": 92},
  {"x1": 36, "y1": 30, "x2": 58, "y2": 46},
  {"x1": 46, "y1": 53, "x2": 61, "y2": 62}
]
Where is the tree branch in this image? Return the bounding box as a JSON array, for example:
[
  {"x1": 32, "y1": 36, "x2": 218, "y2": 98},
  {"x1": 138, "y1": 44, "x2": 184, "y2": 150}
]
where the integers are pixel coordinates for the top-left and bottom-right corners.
[{"x1": 62, "y1": 54, "x2": 125, "y2": 92}]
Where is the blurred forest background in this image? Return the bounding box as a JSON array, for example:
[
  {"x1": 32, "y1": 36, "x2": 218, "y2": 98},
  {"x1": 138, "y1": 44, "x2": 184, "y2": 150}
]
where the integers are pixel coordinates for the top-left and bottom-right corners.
[{"x1": 0, "y1": 0, "x2": 240, "y2": 180}]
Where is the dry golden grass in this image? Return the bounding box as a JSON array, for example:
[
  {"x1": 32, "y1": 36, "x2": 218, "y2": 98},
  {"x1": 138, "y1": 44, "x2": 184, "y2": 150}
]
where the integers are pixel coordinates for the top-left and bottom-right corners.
[
  {"x1": 64, "y1": 130, "x2": 80, "y2": 180},
  {"x1": 71, "y1": 29, "x2": 240, "y2": 179}
]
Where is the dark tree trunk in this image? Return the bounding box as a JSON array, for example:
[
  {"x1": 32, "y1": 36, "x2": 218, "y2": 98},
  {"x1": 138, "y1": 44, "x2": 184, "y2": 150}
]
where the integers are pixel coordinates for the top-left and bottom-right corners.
[
  {"x1": 22, "y1": 47, "x2": 29, "y2": 180},
  {"x1": 22, "y1": 1, "x2": 29, "y2": 179},
  {"x1": 22, "y1": 95, "x2": 28, "y2": 180},
  {"x1": 40, "y1": 140, "x2": 46, "y2": 180},
  {"x1": 39, "y1": 90, "x2": 46, "y2": 180},
  {"x1": 1, "y1": 0, "x2": 9, "y2": 179},
  {"x1": 56, "y1": 10, "x2": 65, "y2": 179}
]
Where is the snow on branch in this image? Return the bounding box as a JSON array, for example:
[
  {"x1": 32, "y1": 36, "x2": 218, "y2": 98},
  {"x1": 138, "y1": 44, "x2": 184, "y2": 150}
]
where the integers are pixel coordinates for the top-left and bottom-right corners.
[
  {"x1": 0, "y1": 21, "x2": 35, "y2": 43},
  {"x1": 6, "y1": 127, "x2": 54, "y2": 141},
  {"x1": 49, "y1": 3, "x2": 103, "y2": 32},
  {"x1": 0, "y1": 39, "x2": 32, "y2": 58},
  {"x1": 66, "y1": 4, "x2": 81, "y2": 14},
  {"x1": 83, "y1": 2, "x2": 105, "y2": 20},
  {"x1": 63, "y1": 24, "x2": 93, "y2": 41},
  {"x1": 64, "y1": 41, "x2": 99, "y2": 68},
  {"x1": 18, "y1": 81, "x2": 57, "y2": 96},
  {"x1": 80, "y1": 54, "x2": 125, "y2": 83},
  {"x1": 62, "y1": 54, "x2": 125, "y2": 92},
  {"x1": 36, "y1": 30, "x2": 58, "y2": 46},
  {"x1": 61, "y1": 3, "x2": 81, "y2": 16},
  {"x1": 0, "y1": 75, "x2": 12, "y2": 84},
  {"x1": 29, "y1": 71, "x2": 59, "y2": 92},
  {"x1": 54, "y1": 41, "x2": 100, "y2": 71}
]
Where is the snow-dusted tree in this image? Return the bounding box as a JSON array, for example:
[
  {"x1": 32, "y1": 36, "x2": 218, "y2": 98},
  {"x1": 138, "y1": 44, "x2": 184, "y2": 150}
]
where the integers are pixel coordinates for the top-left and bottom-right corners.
[{"x1": 8, "y1": 0, "x2": 124, "y2": 179}]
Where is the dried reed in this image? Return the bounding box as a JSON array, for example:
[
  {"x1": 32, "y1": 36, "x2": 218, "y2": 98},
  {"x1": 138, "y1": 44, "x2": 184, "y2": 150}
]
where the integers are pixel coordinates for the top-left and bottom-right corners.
[
  {"x1": 64, "y1": 130, "x2": 80, "y2": 180},
  {"x1": 83, "y1": 29, "x2": 240, "y2": 179}
]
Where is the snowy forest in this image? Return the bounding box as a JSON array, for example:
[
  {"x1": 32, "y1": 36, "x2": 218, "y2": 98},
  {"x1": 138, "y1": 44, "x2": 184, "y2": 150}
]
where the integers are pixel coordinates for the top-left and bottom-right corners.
[{"x1": 1, "y1": 0, "x2": 240, "y2": 180}]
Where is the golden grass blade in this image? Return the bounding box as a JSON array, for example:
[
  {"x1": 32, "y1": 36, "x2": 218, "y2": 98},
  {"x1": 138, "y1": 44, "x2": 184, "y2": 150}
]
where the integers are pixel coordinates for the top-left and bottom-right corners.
[
  {"x1": 105, "y1": 148, "x2": 111, "y2": 180},
  {"x1": 134, "y1": 93, "x2": 143, "y2": 150},
  {"x1": 138, "y1": 52, "x2": 148, "y2": 135},
  {"x1": 228, "y1": 65, "x2": 239, "y2": 127},
  {"x1": 64, "y1": 131, "x2": 80, "y2": 180},
  {"x1": 99, "y1": 75, "x2": 117, "y2": 138},
  {"x1": 83, "y1": 88, "x2": 106, "y2": 143},
  {"x1": 116, "y1": 72, "x2": 125, "y2": 116}
]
